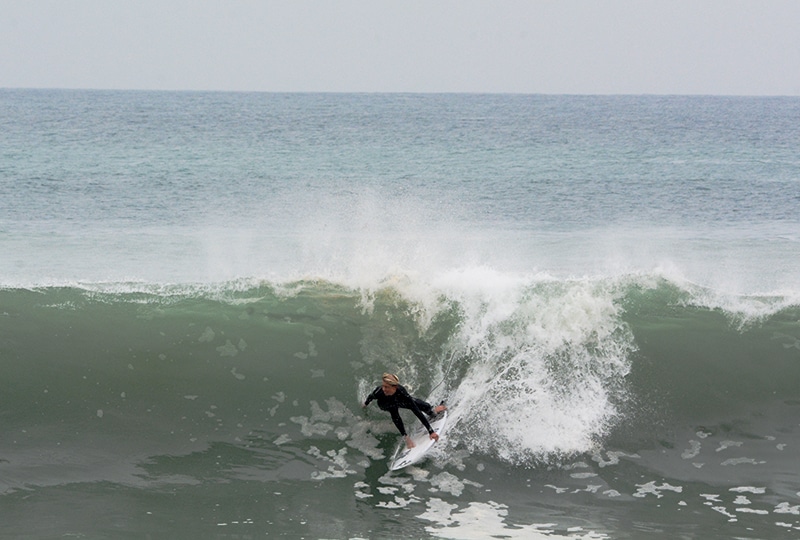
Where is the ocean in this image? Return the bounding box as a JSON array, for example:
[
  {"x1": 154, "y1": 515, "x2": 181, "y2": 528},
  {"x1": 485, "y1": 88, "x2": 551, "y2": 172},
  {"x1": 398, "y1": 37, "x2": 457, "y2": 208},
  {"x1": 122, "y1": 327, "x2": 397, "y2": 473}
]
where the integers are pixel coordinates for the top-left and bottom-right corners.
[{"x1": 1, "y1": 89, "x2": 799, "y2": 539}]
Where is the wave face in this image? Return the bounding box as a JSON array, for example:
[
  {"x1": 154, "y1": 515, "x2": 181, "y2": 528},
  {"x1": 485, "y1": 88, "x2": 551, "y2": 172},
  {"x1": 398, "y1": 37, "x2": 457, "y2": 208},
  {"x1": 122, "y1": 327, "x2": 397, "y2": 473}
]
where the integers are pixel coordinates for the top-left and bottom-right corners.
[
  {"x1": 4, "y1": 275, "x2": 799, "y2": 538},
  {"x1": 3, "y1": 275, "x2": 797, "y2": 462}
]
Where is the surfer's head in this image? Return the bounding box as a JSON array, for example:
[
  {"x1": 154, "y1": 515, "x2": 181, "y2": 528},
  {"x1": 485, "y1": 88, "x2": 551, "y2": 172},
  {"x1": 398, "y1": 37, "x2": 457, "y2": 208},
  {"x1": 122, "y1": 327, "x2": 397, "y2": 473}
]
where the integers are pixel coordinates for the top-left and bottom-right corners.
[
  {"x1": 382, "y1": 373, "x2": 400, "y2": 386},
  {"x1": 381, "y1": 373, "x2": 400, "y2": 395}
]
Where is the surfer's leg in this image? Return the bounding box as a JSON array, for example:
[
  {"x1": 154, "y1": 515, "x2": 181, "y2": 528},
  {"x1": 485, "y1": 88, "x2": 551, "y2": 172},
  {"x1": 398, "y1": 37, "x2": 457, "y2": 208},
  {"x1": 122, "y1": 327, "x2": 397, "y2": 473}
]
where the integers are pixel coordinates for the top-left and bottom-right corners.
[
  {"x1": 411, "y1": 398, "x2": 434, "y2": 416},
  {"x1": 415, "y1": 398, "x2": 447, "y2": 416},
  {"x1": 407, "y1": 398, "x2": 446, "y2": 417}
]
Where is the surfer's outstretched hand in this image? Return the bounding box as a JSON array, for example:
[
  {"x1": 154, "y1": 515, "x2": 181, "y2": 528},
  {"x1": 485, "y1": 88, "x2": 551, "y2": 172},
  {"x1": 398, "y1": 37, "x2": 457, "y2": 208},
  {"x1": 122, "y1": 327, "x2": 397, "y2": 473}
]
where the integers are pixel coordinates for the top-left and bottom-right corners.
[{"x1": 429, "y1": 432, "x2": 439, "y2": 442}]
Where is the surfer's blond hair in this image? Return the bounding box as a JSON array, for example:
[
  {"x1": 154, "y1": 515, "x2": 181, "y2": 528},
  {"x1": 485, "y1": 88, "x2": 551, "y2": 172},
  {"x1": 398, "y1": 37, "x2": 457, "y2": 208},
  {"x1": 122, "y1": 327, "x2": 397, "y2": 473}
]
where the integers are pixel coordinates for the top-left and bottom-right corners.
[{"x1": 382, "y1": 373, "x2": 400, "y2": 386}]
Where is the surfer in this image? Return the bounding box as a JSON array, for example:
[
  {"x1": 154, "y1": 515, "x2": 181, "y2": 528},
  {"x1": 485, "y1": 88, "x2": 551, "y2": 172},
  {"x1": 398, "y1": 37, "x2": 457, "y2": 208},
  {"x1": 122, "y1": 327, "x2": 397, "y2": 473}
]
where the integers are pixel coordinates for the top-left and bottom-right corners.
[{"x1": 363, "y1": 373, "x2": 447, "y2": 449}]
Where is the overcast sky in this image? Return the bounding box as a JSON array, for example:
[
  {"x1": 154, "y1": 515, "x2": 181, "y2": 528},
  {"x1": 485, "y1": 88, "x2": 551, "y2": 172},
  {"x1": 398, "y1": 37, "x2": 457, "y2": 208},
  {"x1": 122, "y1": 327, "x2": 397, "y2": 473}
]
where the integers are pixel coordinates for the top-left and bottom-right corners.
[{"x1": 2, "y1": 0, "x2": 799, "y2": 95}]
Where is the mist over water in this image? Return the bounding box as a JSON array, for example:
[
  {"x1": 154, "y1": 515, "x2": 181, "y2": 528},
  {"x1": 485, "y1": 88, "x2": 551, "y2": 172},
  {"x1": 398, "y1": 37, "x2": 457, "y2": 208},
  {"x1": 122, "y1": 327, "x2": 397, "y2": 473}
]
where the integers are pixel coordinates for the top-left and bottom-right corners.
[{"x1": 3, "y1": 91, "x2": 799, "y2": 294}]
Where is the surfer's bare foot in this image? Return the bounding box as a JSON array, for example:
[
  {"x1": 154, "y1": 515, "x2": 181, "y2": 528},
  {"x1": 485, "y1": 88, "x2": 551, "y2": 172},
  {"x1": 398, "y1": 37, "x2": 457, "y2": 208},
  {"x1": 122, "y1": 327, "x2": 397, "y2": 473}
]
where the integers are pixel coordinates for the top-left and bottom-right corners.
[
  {"x1": 404, "y1": 436, "x2": 416, "y2": 449},
  {"x1": 433, "y1": 404, "x2": 447, "y2": 414}
]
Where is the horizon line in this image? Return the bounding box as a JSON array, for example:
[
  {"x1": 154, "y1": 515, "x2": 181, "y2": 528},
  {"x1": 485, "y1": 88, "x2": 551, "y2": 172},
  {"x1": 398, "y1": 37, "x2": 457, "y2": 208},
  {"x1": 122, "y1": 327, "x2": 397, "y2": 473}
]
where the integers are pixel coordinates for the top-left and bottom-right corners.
[{"x1": 2, "y1": 86, "x2": 799, "y2": 99}]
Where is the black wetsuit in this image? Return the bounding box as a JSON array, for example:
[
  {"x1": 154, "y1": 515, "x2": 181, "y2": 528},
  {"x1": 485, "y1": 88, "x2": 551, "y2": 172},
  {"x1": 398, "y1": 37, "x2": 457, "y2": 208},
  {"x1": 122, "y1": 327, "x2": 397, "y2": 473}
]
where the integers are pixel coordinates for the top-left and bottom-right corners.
[{"x1": 364, "y1": 384, "x2": 434, "y2": 437}]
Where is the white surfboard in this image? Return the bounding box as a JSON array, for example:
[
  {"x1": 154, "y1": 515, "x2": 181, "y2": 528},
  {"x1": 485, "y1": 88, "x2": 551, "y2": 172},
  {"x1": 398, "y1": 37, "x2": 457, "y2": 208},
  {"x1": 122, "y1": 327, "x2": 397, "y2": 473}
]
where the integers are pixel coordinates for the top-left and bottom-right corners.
[{"x1": 388, "y1": 410, "x2": 448, "y2": 471}]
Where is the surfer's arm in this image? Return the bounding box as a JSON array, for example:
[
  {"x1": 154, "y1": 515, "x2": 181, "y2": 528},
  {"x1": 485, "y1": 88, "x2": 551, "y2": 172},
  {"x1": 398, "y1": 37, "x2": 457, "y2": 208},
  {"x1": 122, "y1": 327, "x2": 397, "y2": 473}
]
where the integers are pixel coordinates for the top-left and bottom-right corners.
[
  {"x1": 411, "y1": 410, "x2": 438, "y2": 441},
  {"x1": 363, "y1": 387, "x2": 380, "y2": 407},
  {"x1": 413, "y1": 409, "x2": 436, "y2": 438},
  {"x1": 389, "y1": 408, "x2": 407, "y2": 436},
  {"x1": 400, "y1": 388, "x2": 435, "y2": 435}
]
